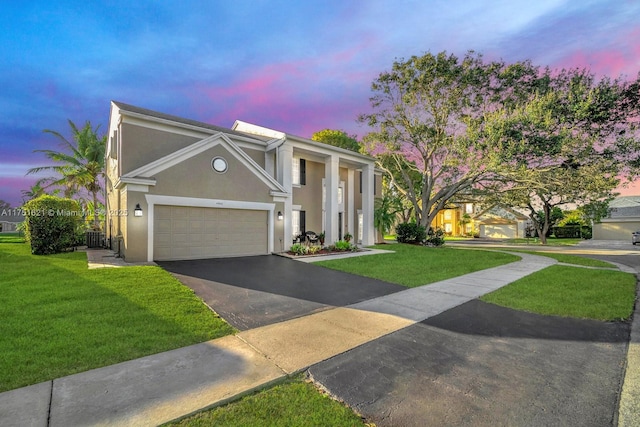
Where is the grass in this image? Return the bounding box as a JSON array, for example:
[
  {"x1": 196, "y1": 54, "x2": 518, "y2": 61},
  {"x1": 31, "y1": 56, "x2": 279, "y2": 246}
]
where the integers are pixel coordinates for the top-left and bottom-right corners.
[
  {"x1": 480, "y1": 265, "x2": 636, "y2": 321},
  {"x1": 316, "y1": 243, "x2": 519, "y2": 287},
  {"x1": 0, "y1": 238, "x2": 235, "y2": 392},
  {"x1": 166, "y1": 374, "x2": 365, "y2": 427},
  {"x1": 502, "y1": 237, "x2": 583, "y2": 246}
]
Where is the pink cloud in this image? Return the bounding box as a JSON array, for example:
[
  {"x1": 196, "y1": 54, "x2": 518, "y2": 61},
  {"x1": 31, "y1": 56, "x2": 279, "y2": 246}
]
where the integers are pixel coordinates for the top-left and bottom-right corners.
[
  {"x1": 185, "y1": 42, "x2": 379, "y2": 138},
  {"x1": 552, "y1": 26, "x2": 640, "y2": 79}
]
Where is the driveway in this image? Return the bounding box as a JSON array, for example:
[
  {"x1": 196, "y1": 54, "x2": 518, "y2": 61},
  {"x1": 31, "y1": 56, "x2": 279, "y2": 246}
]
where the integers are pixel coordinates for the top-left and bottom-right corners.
[
  {"x1": 309, "y1": 299, "x2": 630, "y2": 426},
  {"x1": 158, "y1": 255, "x2": 404, "y2": 330}
]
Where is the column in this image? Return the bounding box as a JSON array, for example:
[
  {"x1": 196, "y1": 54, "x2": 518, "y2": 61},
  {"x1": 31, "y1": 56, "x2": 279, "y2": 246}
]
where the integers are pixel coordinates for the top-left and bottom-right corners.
[
  {"x1": 324, "y1": 155, "x2": 339, "y2": 244},
  {"x1": 361, "y1": 163, "x2": 375, "y2": 245},
  {"x1": 347, "y1": 168, "x2": 355, "y2": 238},
  {"x1": 278, "y1": 144, "x2": 293, "y2": 249}
]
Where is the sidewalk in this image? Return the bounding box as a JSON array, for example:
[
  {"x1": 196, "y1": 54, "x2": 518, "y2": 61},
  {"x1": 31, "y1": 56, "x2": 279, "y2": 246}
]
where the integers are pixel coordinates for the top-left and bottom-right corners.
[{"x1": 0, "y1": 251, "x2": 635, "y2": 426}]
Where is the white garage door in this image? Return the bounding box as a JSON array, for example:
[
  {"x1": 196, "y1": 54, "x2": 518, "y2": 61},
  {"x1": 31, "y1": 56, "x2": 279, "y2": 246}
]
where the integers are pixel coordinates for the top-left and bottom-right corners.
[
  {"x1": 154, "y1": 205, "x2": 268, "y2": 261},
  {"x1": 481, "y1": 224, "x2": 516, "y2": 239}
]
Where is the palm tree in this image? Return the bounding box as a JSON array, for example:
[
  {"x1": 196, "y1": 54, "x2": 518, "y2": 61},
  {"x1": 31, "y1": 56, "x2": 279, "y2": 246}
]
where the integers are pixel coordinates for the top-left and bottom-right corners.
[
  {"x1": 21, "y1": 183, "x2": 47, "y2": 203},
  {"x1": 374, "y1": 194, "x2": 402, "y2": 242},
  {"x1": 27, "y1": 120, "x2": 106, "y2": 230}
]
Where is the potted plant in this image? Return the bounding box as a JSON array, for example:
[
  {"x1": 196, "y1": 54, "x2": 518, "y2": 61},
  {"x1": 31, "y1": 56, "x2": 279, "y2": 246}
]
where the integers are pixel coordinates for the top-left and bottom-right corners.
[
  {"x1": 344, "y1": 232, "x2": 352, "y2": 242},
  {"x1": 318, "y1": 231, "x2": 325, "y2": 246}
]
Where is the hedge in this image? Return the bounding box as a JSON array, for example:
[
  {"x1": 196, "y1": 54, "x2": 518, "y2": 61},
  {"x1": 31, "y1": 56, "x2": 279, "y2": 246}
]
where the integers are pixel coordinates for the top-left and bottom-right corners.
[{"x1": 23, "y1": 195, "x2": 85, "y2": 255}]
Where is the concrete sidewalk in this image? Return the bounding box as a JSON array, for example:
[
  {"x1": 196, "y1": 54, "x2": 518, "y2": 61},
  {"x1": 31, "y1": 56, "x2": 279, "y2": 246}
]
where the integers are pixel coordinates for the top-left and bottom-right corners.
[{"x1": 0, "y1": 251, "x2": 632, "y2": 426}]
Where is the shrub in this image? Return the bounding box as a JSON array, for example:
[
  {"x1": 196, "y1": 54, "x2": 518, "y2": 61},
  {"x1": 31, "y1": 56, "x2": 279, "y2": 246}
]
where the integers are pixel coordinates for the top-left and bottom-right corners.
[
  {"x1": 396, "y1": 222, "x2": 426, "y2": 244},
  {"x1": 289, "y1": 244, "x2": 322, "y2": 256},
  {"x1": 23, "y1": 195, "x2": 85, "y2": 255},
  {"x1": 331, "y1": 240, "x2": 357, "y2": 252},
  {"x1": 425, "y1": 227, "x2": 445, "y2": 247}
]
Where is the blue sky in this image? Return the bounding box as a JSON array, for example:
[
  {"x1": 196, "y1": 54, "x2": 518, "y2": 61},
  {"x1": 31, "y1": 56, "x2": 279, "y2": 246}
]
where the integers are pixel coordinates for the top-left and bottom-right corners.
[{"x1": 1, "y1": 0, "x2": 639, "y2": 207}]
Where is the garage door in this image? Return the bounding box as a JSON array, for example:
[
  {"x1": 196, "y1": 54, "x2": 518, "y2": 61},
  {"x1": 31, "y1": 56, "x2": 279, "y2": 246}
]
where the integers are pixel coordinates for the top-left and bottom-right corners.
[
  {"x1": 481, "y1": 224, "x2": 516, "y2": 239},
  {"x1": 154, "y1": 205, "x2": 268, "y2": 261},
  {"x1": 593, "y1": 221, "x2": 640, "y2": 240}
]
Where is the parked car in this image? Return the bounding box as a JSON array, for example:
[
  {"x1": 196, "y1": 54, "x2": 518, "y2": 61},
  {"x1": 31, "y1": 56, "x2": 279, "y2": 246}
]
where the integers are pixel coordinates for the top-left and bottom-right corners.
[{"x1": 633, "y1": 231, "x2": 640, "y2": 245}]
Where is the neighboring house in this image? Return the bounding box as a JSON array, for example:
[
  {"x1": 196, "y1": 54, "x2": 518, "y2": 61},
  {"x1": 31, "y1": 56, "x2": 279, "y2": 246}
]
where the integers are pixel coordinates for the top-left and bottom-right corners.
[
  {"x1": 431, "y1": 202, "x2": 477, "y2": 236},
  {"x1": 105, "y1": 101, "x2": 381, "y2": 262},
  {"x1": 474, "y1": 205, "x2": 529, "y2": 239},
  {"x1": 593, "y1": 196, "x2": 640, "y2": 240},
  {"x1": 0, "y1": 212, "x2": 24, "y2": 233}
]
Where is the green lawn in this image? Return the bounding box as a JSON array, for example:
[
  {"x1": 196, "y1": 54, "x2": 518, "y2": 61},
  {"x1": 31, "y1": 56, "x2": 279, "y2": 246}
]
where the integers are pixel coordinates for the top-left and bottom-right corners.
[
  {"x1": 0, "y1": 238, "x2": 235, "y2": 392},
  {"x1": 166, "y1": 375, "x2": 365, "y2": 427},
  {"x1": 502, "y1": 237, "x2": 583, "y2": 246},
  {"x1": 316, "y1": 244, "x2": 520, "y2": 287},
  {"x1": 480, "y1": 265, "x2": 636, "y2": 321}
]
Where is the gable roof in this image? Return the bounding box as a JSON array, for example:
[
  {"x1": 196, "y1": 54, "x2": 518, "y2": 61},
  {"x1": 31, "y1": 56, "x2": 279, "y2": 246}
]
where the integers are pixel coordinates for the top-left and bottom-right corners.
[
  {"x1": 609, "y1": 196, "x2": 640, "y2": 209},
  {"x1": 112, "y1": 101, "x2": 259, "y2": 139},
  {"x1": 474, "y1": 205, "x2": 529, "y2": 221},
  {"x1": 121, "y1": 132, "x2": 287, "y2": 195}
]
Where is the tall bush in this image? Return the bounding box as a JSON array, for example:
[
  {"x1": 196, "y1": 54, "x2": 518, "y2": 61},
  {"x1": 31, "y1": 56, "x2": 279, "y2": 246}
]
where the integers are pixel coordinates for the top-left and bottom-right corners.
[
  {"x1": 396, "y1": 222, "x2": 426, "y2": 244},
  {"x1": 23, "y1": 195, "x2": 84, "y2": 255}
]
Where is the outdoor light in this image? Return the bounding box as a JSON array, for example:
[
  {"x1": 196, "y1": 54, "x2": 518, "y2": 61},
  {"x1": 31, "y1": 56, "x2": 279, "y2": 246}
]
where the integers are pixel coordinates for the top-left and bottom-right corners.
[
  {"x1": 134, "y1": 204, "x2": 143, "y2": 217},
  {"x1": 277, "y1": 211, "x2": 283, "y2": 221}
]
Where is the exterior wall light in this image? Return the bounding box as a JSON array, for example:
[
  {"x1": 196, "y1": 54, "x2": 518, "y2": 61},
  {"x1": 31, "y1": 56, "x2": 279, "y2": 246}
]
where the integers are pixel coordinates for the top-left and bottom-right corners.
[
  {"x1": 277, "y1": 211, "x2": 283, "y2": 221},
  {"x1": 134, "y1": 204, "x2": 143, "y2": 217}
]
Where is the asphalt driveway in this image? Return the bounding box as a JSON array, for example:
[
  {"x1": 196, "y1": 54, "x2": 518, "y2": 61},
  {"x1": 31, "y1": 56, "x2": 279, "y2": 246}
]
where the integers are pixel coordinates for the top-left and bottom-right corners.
[
  {"x1": 158, "y1": 255, "x2": 404, "y2": 330},
  {"x1": 310, "y1": 299, "x2": 630, "y2": 427}
]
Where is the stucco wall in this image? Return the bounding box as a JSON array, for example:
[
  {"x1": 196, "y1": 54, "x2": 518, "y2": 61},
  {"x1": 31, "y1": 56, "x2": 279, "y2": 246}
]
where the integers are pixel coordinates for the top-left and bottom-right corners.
[
  {"x1": 120, "y1": 123, "x2": 201, "y2": 175},
  {"x1": 293, "y1": 159, "x2": 324, "y2": 233},
  {"x1": 149, "y1": 145, "x2": 273, "y2": 203}
]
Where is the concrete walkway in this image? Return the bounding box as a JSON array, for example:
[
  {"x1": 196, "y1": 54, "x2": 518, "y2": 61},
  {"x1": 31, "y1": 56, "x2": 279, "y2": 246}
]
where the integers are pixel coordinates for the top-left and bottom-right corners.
[{"x1": 0, "y1": 249, "x2": 635, "y2": 426}]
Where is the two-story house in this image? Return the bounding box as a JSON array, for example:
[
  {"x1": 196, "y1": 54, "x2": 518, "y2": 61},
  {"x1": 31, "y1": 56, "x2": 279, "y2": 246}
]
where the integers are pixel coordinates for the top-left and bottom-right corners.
[{"x1": 105, "y1": 101, "x2": 381, "y2": 262}]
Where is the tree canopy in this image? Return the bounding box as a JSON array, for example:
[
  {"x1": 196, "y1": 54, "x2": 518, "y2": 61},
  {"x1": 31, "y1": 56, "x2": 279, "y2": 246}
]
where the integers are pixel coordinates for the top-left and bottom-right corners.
[
  {"x1": 359, "y1": 51, "x2": 525, "y2": 228},
  {"x1": 483, "y1": 68, "x2": 640, "y2": 242},
  {"x1": 360, "y1": 50, "x2": 640, "y2": 241},
  {"x1": 311, "y1": 129, "x2": 361, "y2": 152}
]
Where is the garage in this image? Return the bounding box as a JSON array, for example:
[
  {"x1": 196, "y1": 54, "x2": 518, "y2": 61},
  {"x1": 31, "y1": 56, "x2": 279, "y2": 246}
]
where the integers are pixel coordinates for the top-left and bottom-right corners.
[
  {"x1": 153, "y1": 205, "x2": 268, "y2": 261},
  {"x1": 480, "y1": 223, "x2": 517, "y2": 239}
]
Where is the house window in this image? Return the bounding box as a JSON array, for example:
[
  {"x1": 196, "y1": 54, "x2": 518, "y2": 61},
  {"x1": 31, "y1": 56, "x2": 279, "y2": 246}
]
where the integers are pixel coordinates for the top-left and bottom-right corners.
[
  {"x1": 465, "y1": 203, "x2": 473, "y2": 214},
  {"x1": 444, "y1": 210, "x2": 452, "y2": 220},
  {"x1": 292, "y1": 158, "x2": 306, "y2": 185},
  {"x1": 338, "y1": 187, "x2": 343, "y2": 205},
  {"x1": 292, "y1": 210, "x2": 306, "y2": 238},
  {"x1": 444, "y1": 223, "x2": 453, "y2": 233}
]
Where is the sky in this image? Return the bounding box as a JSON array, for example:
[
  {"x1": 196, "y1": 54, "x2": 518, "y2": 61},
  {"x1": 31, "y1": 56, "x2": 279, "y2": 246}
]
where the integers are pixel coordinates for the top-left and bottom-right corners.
[{"x1": 1, "y1": 0, "x2": 640, "y2": 207}]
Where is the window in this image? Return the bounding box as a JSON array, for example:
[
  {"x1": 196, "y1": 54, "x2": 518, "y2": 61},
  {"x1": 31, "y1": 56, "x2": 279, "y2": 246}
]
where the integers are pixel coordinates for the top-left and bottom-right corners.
[
  {"x1": 292, "y1": 158, "x2": 299, "y2": 185},
  {"x1": 292, "y1": 210, "x2": 306, "y2": 238},
  {"x1": 338, "y1": 187, "x2": 343, "y2": 204},
  {"x1": 444, "y1": 223, "x2": 453, "y2": 233},
  {"x1": 444, "y1": 210, "x2": 452, "y2": 220},
  {"x1": 359, "y1": 171, "x2": 376, "y2": 194},
  {"x1": 292, "y1": 158, "x2": 306, "y2": 185},
  {"x1": 465, "y1": 203, "x2": 473, "y2": 214},
  {"x1": 211, "y1": 157, "x2": 228, "y2": 173}
]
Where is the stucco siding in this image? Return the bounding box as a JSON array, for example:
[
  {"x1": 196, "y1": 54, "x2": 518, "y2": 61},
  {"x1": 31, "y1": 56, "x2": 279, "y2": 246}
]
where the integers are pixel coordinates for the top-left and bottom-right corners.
[
  {"x1": 293, "y1": 159, "x2": 324, "y2": 233},
  {"x1": 120, "y1": 123, "x2": 201, "y2": 175},
  {"x1": 149, "y1": 145, "x2": 274, "y2": 203}
]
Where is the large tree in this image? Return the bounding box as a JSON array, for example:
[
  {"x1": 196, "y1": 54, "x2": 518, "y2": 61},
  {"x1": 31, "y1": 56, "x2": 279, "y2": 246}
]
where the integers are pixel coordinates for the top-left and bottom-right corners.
[
  {"x1": 484, "y1": 68, "x2": 640, "y2": 242},
  {"x1": 359, "y1": 51, "x2": 534, "y2": 228},
  {"x1": 27, "y1": 120, "x2": 107, "y2": 230},
  {"x1": 312, "y1": 129, "x2": 361, "y2": 152}
]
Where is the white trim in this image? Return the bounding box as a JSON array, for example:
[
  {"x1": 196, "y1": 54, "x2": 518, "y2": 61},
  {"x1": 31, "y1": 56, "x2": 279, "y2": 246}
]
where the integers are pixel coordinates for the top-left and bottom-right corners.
[
  {"x1": 145, "y1": 194, "x2": 275, "y2": 262},
  {"x1": 123, "y1": 133, "x2": 287, "y2": 195},
  {"x1": 114, "y1": 177, "x2": 156, "y2": 190}
]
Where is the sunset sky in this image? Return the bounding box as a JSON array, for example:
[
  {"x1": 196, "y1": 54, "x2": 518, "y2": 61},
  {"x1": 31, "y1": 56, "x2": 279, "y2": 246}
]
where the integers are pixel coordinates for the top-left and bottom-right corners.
[{"x1": 1, "y1": 0, "x2": 639, "y2": 207}]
